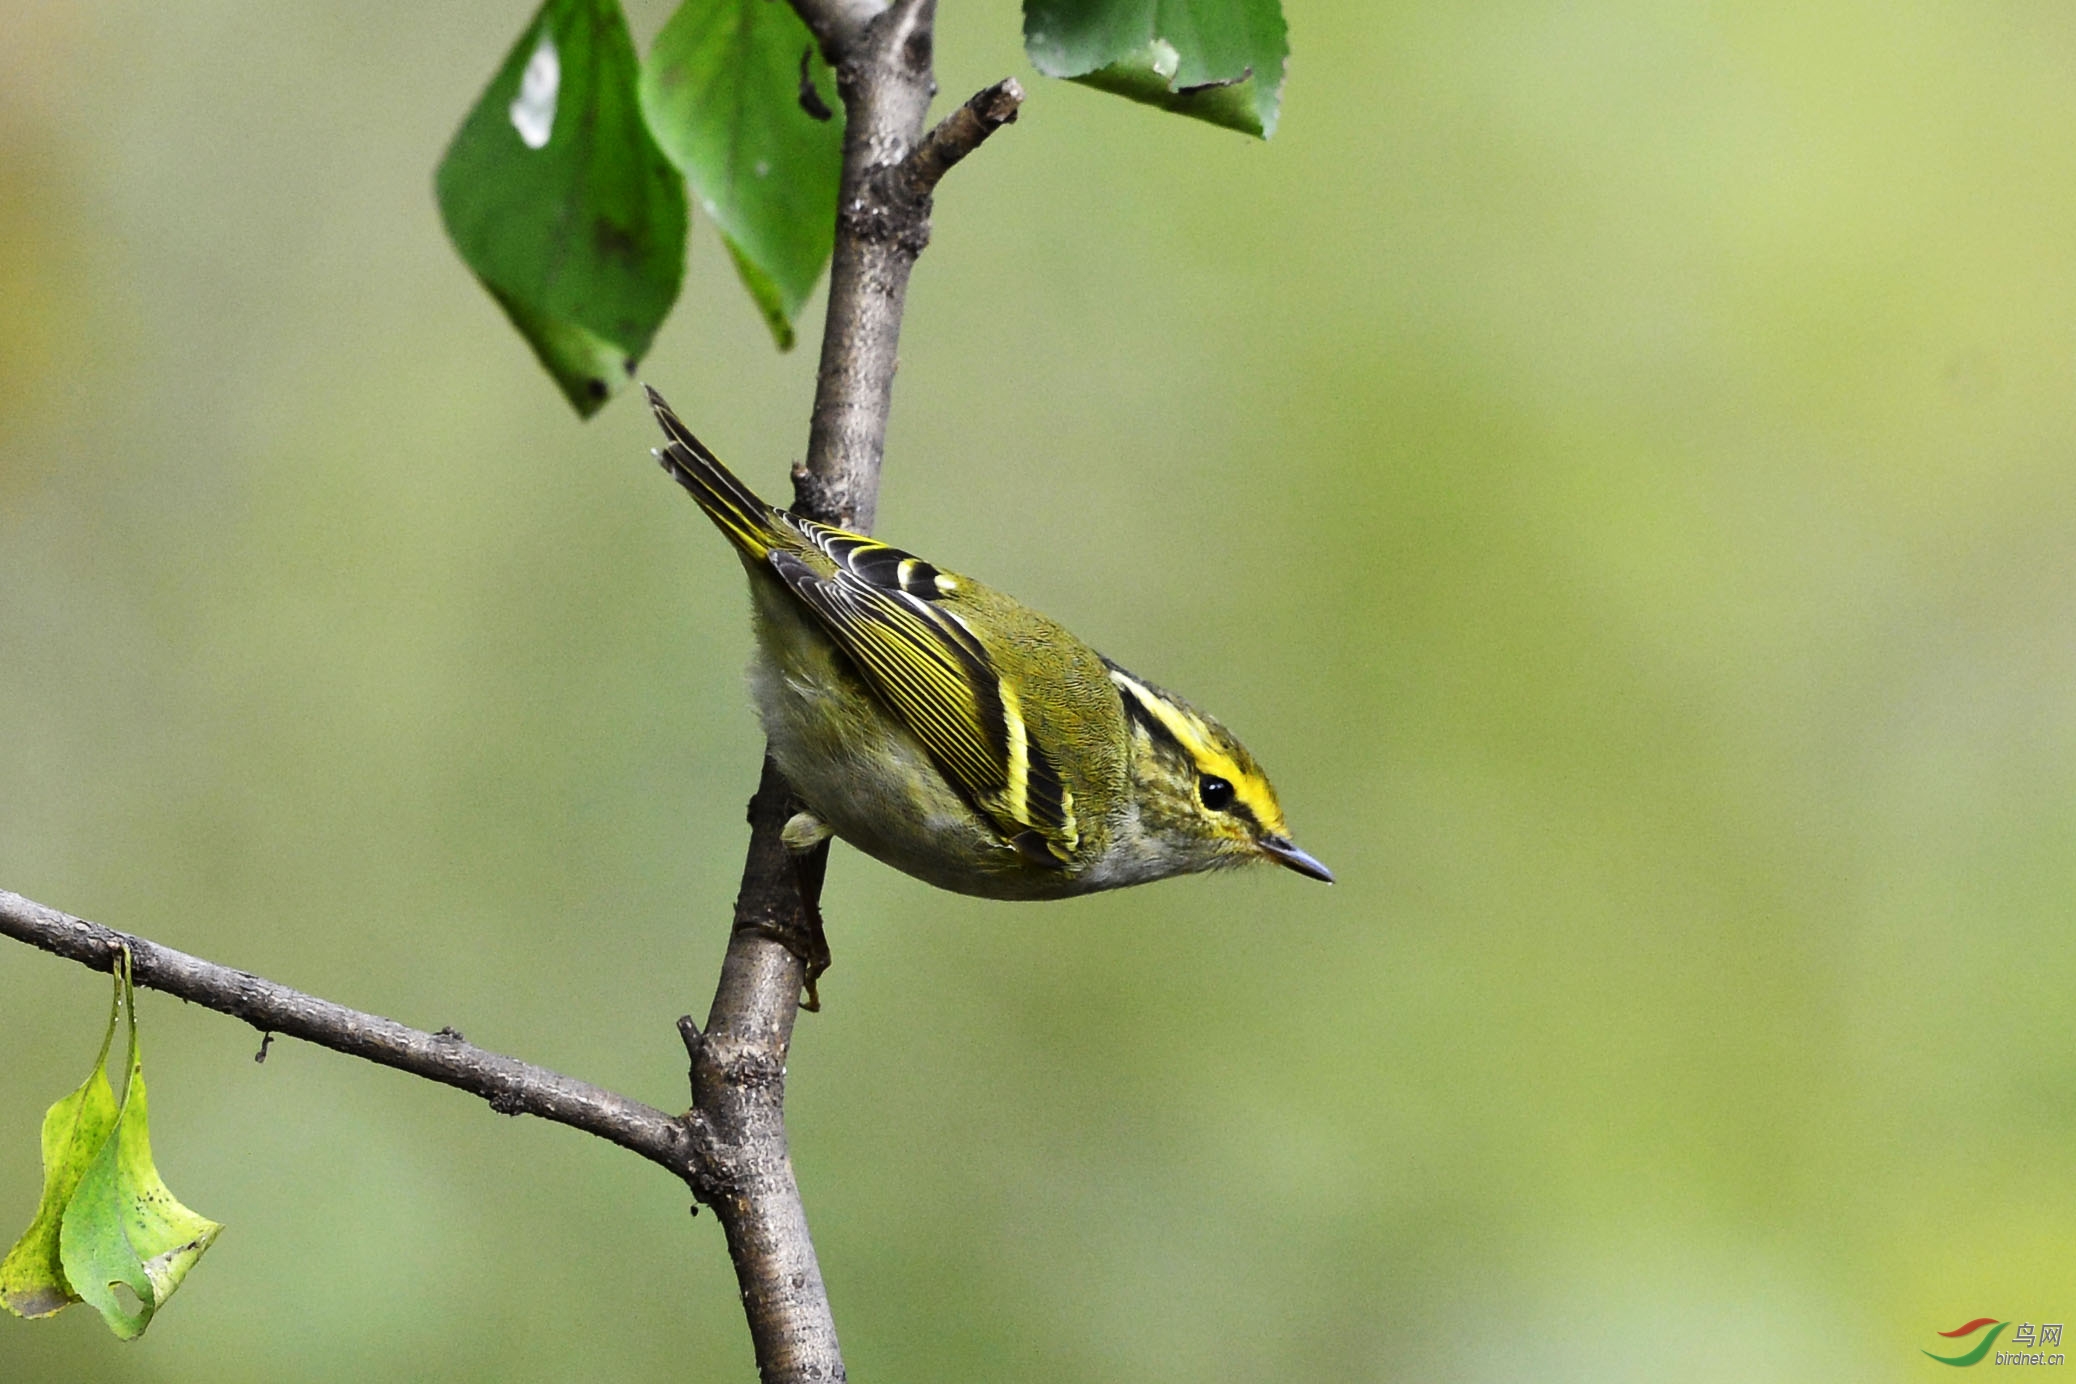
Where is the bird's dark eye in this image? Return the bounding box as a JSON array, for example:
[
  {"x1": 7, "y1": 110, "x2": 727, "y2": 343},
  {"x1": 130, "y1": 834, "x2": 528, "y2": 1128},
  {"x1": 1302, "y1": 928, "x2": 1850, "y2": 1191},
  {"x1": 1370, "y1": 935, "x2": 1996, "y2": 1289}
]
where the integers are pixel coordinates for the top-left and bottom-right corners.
[{"x1": 1198, "y1": 775, "x2": 1234, "y2": 811}]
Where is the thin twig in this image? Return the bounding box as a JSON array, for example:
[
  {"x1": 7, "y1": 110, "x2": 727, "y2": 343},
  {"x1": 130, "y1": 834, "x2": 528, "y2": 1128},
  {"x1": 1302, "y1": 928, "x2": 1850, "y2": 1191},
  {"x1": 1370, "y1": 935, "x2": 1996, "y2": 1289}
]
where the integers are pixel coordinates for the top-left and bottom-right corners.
[{"x1": 0, "y1": 889, "x2": 709, "y2": 1183}]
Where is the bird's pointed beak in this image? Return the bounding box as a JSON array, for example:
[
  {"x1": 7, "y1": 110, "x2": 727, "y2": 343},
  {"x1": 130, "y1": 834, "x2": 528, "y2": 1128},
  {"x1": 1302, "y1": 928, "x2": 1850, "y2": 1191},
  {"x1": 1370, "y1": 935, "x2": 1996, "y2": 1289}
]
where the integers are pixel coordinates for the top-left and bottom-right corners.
[{"x1": 1259, "y1": 835, "x2": 1334, "y2": 883}]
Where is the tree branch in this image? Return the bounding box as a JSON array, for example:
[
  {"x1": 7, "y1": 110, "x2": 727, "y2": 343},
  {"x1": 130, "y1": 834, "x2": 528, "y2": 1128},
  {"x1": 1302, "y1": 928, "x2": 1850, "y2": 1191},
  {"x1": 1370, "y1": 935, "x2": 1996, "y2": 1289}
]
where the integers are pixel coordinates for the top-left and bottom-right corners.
[
  {"x1": 0, "y1": 888, "x2": 707, "y2": 1183},
  {"x1": 687, "y1": 760, "x2": 841, "y2": 1381},
  {"x1": 792, "y1": 0, "x2": 936, "y2": 532},
  {"x1": 687, "y1": 2, "x2": 1027, "y2": 1380}
]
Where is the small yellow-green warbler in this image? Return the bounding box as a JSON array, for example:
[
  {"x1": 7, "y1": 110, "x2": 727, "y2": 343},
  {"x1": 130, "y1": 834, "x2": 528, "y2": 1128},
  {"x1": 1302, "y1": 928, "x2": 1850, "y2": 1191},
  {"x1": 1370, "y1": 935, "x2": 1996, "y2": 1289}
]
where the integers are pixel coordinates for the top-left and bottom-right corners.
[{"x1": 648, "y1": 387, "x2": 1331, "y2": 900}]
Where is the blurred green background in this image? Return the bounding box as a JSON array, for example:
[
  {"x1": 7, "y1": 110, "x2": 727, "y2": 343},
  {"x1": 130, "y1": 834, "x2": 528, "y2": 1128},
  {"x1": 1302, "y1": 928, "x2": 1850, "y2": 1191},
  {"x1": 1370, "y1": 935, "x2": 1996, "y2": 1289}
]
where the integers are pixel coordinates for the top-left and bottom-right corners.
[{"x1": 4, "y1": 1, "x2": 2073, "y2": 1379}]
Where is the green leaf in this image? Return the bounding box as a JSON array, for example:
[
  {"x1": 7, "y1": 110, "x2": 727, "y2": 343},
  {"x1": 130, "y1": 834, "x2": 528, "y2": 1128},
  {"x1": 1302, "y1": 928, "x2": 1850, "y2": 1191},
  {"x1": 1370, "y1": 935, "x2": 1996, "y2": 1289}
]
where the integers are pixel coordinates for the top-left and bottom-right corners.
[
  {"x1": 1023, "y1": 0, "x2": 1289, "y2": 138},
  {"x1": 0, "y1": 992, "x2": 120, "y2": 1319},
  {"x1": 437, "y1": 0, "x2": 688, "y2": 415},
  {"x1": 2, "y1": 961, "x2": 221, "y2": 1339},
  {"x1": 59, "y1": 1022, "x2": 223, "y2": 1340},
  {"x1": 640, "y1": 0, "x2": 844, "y2": 350}
]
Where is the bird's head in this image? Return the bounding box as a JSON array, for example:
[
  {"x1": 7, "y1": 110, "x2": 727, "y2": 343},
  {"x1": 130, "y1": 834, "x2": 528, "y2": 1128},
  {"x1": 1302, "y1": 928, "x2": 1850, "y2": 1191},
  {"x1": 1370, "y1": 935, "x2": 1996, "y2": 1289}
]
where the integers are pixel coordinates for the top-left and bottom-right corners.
[{"x1": 1104, "y1": 664, "x2": 1333, "y2": 885}]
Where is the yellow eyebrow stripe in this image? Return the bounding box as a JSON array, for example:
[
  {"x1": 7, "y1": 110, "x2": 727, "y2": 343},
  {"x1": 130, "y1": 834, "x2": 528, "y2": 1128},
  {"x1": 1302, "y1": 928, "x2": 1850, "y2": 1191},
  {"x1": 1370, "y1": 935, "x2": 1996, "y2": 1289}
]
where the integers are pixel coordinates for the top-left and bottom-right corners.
[{"x1": 1108, "y1": 670, "x2": 1220, "y2": 766}]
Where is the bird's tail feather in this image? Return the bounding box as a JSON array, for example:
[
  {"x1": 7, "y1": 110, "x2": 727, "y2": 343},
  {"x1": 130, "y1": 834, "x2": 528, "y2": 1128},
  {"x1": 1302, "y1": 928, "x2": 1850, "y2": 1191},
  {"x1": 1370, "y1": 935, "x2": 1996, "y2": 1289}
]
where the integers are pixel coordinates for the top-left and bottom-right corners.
[{"x1": 645, "y1": 385, "x2": 780, "y2": 559}]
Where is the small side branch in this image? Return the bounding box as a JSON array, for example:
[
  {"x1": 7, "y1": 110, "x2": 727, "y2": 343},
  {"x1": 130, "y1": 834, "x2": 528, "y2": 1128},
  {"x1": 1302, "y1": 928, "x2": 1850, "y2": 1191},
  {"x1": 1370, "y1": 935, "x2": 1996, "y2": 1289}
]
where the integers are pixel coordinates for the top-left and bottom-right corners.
[
  {"x1": 893, "y1": 79, "x2": 1025, "y2": 206},
  {"x1": 0, "y1": 888, "x2": 707, "y2": 1184}
]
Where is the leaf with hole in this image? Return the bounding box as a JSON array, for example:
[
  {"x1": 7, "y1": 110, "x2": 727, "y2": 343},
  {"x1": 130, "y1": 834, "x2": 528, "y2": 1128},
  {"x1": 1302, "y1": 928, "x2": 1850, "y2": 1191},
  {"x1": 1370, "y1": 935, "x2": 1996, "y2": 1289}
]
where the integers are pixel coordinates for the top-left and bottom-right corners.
[
  {"x1": 1023, "y1": 0, "x2": 1289, "y2": 138},
  {"x1": 640, "y1": 0, "x2": 844, "y2": 350},
  {"x1": 437, "y1": 0, "x2": 688, "y2": 415}
]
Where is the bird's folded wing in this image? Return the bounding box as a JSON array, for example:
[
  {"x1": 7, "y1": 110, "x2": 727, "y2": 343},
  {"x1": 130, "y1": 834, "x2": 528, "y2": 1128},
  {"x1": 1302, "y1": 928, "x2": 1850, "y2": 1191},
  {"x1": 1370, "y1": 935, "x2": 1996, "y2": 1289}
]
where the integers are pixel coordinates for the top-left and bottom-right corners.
[{"x1": 768, "y1": 537, "x2": 1077, "y2": 864}]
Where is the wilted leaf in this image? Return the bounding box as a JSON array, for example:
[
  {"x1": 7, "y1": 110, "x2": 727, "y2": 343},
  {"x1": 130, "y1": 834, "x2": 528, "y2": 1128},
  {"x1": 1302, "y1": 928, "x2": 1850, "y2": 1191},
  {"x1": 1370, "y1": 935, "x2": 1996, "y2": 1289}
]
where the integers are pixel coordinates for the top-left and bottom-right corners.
[
  {"x1": 640, "y1": 0, "x2": 844, "y2": 350},
  {"x1": 437, "y1": 0, "x2": 688, "y2": 415},
  {"x1": 1023, "y1": 0, "x2": 1289, "y2": 138}
]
